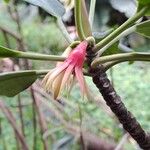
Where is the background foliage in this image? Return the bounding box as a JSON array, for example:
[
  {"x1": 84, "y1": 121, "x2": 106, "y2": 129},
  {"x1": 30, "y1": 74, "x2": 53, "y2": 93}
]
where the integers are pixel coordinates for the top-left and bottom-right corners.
[{"x1": 0, "y1": 0, "x2": 149, "y2": 149}]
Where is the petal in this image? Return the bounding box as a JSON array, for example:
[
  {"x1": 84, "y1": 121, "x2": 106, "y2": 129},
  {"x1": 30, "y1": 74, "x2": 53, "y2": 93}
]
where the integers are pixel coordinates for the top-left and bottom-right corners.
[
  {"x1": 42, "y1": 69, "x2": 54, "y2": 87},
  {"x1": 45, "y1": 62, "x2": 69, "y2": 90},
  {"x1": 75, "y1": 67, "x2": 86, "y2": 97},
  {"x1": 75, "y1": 69, "x2": 91, "y2": 100},
  {"x1": 52, "y1": 71, "x2": 65, "y2": 99},
  {"x1": 59, "y1": 63, "x2": 75, "y2": 93},
  {"x1": 66, "y1": 75, "x2": 75, "y2": 96}
]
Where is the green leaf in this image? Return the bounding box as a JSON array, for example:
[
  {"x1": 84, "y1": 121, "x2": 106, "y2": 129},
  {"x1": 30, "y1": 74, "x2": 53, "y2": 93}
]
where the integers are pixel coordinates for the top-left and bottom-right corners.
[
  {"x1": 81, "y1": 0, "x2": 92, "y2": 37},
  {"x1": 3, "y1": 0, "x2": 10, "y2": 3},
  {"x1": 138, "y1": 5, "x2": 150, "y2": 16},
  {"x1": 138, "y1": 0, "x2": 150, "y2": 5},
  {"x1": 110, "y1": 0, "x2": 137, "y2": 17},
  {"x1": 0, "y1": 71, "x2": 37, "y2": 97},
  {"x1": 136, "y1": 20, "x2": 150, "y2": 39},
  {"x1": 102, "y1": 42, "x2": 121, "y2": 56},
  {"x1": 24, "y1": 0, "x2": 65, "y2": 18},
  {"x1": 137, "y1": 1, "x2": 150, "y2": 16},
  {"x1": 93, "y1": 29, "x2": 113, "y2": 42},
  {"x1": 0, "y1": 46, "x2": 20, "y2": 57}
]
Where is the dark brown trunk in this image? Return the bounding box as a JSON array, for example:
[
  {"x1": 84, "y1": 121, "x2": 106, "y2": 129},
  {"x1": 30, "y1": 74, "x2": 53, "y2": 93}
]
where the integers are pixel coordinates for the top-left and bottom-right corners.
[{"x1": 86, "y1": 46, "x2": 150, "y2": 150}]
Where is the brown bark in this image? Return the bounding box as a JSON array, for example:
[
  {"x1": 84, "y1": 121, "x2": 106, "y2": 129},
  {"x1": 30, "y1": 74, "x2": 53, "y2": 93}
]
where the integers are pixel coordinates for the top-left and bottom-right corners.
[{"x1": 86, "y1": 46, "x2": 150, "y2": 150}]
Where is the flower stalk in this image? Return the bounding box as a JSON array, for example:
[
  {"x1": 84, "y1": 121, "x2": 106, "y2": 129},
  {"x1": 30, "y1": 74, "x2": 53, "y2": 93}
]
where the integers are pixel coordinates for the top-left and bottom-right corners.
[
  {"x1": 0, "y1": 45, "x2": 66, "y2": 61},
  {"x1": 91, "y1": 52, "x2": 150, "y2": 68},
  {"x1": 74, "y1": 0, "x2": 86, "y2": 40},
  {"x1": 89, "y1": 0, "x2": 96, "y2": 28},
  {"x1": 81, "y1": 0, "x2": 92, "y2": 37},
  {"x1": 0, "y1": 41, "x2": 80, "y2": 62}
]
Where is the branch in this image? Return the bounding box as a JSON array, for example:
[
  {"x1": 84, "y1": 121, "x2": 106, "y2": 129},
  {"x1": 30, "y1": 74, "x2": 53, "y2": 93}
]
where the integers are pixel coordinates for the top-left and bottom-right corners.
[
  {"x1": 0, "y1": 26, "x2": 21, "y2": 41},
  {"x1": 89, "y1": 65, "x2": 150, "y2": 149},
  {"x1": 0, "y1": 100, "x2": 29, "y2": 150},
  {"x1": 17, "y1": 94, "x2": 25, "y2": 137},
  {"x1": 86, "y1": 47, "x2": 150, "y2": 149},
  {"x1": 30, "y1": 87, "x2": 49, "y2": 150},
  {"x1": 115, "y1": 133, "x2": 129, "y2": 150},
  {"x1": 35, "y1": 94, "x2": 117, "y2": 150}
]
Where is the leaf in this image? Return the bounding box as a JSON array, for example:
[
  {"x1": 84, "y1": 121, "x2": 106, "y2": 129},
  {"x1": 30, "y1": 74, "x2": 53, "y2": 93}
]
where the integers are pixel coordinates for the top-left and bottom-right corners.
[
  {"x1": 3, "y1": 0, "x2": 10, "y2": 3},
  {"x1": 81, "y1": 0, "x2": 92, "y2": 37},
  {"x1": 0, "y1": 45, "x2": 19, "y2": 58},
  {"x1": 137, "y1": 1, "x2": 150, "y2": 16},
  {"x1": 138, "y1": 6, "x2": 150, "y2": 16},
  {"x1": 0, "y1": 71, "x2": 37, "y2": 97},
  {"x1": 136, "y1": 20, "x2": 150, "y2": 39},
  {"x1": 138, "y1": 0, "x2": 150, "y2": 5},
  {"x1": 102, "y1": 42, "x2": 121, "y2": 56},
  {"x1": 93, "y1": 29, "x2": 113, "y2": 41},
  {"x1": 110, "y1": 0, "x2": 137, "y2": 17},
  {"x1": 24, "y1": 0, "x2": 65, "y2": 18}
]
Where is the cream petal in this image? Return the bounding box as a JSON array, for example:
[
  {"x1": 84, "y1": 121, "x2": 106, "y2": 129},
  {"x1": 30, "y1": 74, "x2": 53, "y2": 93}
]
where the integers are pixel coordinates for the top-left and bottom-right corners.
[
  {"x1": 66, "y1": 75, "x2": 75, "y2": 97},
  {"x1": 75, "y1": 67, "x2": 86, "y2": 97},
  {"x1": 59, "y1": 63, "x2": 75, "y2": 93},
  {"x1": 45, "y1": 62, "x2": 69, "y2": 90},
  {"x1": 52, "y1": 71, "x2": 65, "y2": 99},
  {"x1": 42, "y1": 41, "x2": 89, "y2": 100},
  {"x1": 42, "y1": 69, "x2": 54, "y2": 87},
  {"x1": 75, "y1": 68, "x2": 91, "y2": 100}
]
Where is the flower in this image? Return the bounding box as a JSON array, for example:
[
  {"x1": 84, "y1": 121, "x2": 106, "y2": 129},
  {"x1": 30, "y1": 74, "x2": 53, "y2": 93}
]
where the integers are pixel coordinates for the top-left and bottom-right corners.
[{"x1": 42, "y1": 40, "x2": 89, "y2": 100}]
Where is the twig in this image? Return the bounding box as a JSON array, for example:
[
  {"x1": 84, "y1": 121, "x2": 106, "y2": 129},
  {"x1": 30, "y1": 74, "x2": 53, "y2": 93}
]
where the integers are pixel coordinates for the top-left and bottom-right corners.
[
  {"x1": 1, "y1": 30, "x2": 10, "y2": 48},
  {"x1": 0, "y1": 119, "x2": 7, "y2": 150},
  {"x1": 78, "y1": 105, "x2": 86, "y2": 150},
  {"x1": 14, "y1": 130, "x2": 21, "y2": 150},
  {"x1": 0, "y1": 26, "x2": 21, "y2": 42},
  {"x1": 18, "y1": 94, "x2": 25, "y2": 137},
  {"x1": 30, "y1": 87, "x2": 49, "y2": 150},
  {"x1": 36, "y1": 96, "x2": 117, "y2": 150},
  {"x1": 7, "y1": 4, "x2": 50, "y2": 149},
  {"x1": 32, "y1": 83, "x2": 114, "y2": 138},
  {"x1": 0, "y1": 100, "x2": 29, "y2": 150},
  {"x1": 10, "y1": 102, "x2": 32, "y2": 108},
  {"x1": 30, "y1": 90, "x2": 37, "y2": 150},
  {"x1": 7, "y1": 3, "x2": 30, "y2": 68},
  {"x1": 115, "y1": 133, "x2": 129, "y2": 150}
]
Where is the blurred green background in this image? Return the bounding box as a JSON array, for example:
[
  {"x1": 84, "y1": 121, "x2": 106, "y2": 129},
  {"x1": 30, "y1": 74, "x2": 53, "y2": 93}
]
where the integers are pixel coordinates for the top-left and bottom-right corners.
[{"x1": 0, "y1": 0, "x2": 149, "y2": 150}]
